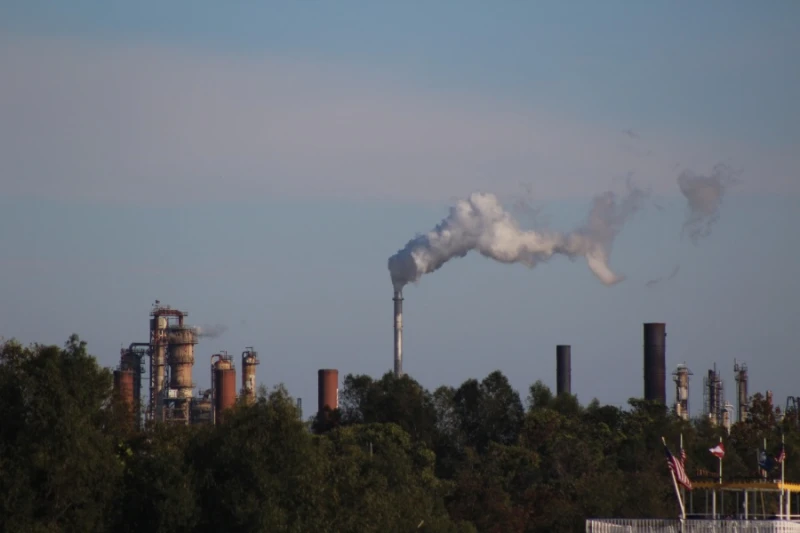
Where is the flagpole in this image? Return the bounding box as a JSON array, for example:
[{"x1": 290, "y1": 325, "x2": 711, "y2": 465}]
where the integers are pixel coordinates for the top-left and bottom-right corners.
[
  {"x1": 719, "y1": 436, "x2": 723, "y2": 519},
  {"x1": 781, "y1": 433, "x2": 786, "y2": 519},
  {"x1": 680, "y1": 434, "x2": 686, "y2": 513},
  {"x1": 663, "y1": 437, "x2": 686, "y2": 521},
  {"x1": 763, "y1": 437, "x2": 768, "y2": 519}
]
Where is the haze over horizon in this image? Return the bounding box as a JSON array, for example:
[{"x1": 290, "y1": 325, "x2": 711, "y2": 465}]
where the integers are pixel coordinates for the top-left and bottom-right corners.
[{"x1": 1, "y1": 1, "x2": 798, "y2": 416}]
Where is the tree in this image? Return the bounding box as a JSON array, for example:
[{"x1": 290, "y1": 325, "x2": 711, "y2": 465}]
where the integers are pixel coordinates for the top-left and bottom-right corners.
[
  {"x1": 338, "y1": 372, "x2": 438, "y2": 447},
  {"x1": 454, "y1": 371, "x2": 524, "y2": 453},
  {"x1": 0, "y1": 336, "x2": 124, "y2": 533},
  {"x1": 190, "y1": 386, "x2": 327, "y2": 532}
]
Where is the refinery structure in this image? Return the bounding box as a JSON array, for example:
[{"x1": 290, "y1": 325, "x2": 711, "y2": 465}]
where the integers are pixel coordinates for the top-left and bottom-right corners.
[
  {"x1": 112, "y1": 302, "x2": 340, "y2": 428},
  {"x1": 112, "y1": 300, "x2": 770, "y2": 431}
]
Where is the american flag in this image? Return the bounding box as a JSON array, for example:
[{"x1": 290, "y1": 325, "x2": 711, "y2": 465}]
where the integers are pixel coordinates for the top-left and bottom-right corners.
[
  {"x1": 665, "y1": 443, "x2": 693, "y2": 490},
  {"x1": 776, "y1": 443, "x2": 786, "y2": 464}
]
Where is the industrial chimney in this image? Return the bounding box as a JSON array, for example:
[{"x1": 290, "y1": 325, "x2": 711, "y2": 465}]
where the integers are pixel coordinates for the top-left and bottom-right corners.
[
  {"x1": 211, "y1": 352, "x2": 236, "y2": 424},
  {"x1": 556, "y1": 345, "x2": 571, "y2": 396},
  {"x1": 113, "y1": 368, "x2": 136, "y2": 424},
  {"x1": 643, "y1": 323, "x2": 666, "y2": 404},
  {"x1": 393, "y1": 290, "x2": 403, "y2": 377},
  {"x1": 317, "y1": 369, "x2": 339, "y2": 417}
]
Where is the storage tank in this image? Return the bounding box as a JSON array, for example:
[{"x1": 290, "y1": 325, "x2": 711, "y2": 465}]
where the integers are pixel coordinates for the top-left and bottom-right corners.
[{"x1": 317, "y1": 369, "x2": 339, "y2": 415}]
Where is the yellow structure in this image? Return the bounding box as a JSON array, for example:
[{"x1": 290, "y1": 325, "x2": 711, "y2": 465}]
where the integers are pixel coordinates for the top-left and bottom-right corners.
[{"x1": 687, "y1": 480, "x2": 800, "y2": 520}]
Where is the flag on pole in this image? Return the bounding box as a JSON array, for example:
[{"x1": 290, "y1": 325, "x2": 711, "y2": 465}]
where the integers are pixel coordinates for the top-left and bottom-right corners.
[
  {"x1": 759, "y1": 450, "x2": 775, "y2": 474},
  {"x1": 776, "y1": 442, "x2": 786, "y2": 464},
  {"x1": 709, "y1": 442, "x2": 725, "y2": 459},
  {"x1": 665, "y1": 442, "x2": 693, "y2": 490}
]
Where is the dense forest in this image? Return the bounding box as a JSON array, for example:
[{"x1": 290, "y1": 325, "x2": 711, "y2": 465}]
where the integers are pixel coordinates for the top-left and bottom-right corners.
[{"x1": 1, "y1": 336, "x2": 796, "y2": 532}]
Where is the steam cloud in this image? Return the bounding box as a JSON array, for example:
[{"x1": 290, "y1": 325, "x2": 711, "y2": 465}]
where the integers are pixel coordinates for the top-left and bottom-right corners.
[
  {"x1": 388, "y1": 184, "x2": 646, "y2": 290},
  {"x1": 194, "y1": 324, "x2": 227, "y2": 339},
  {"x1": 678, "y1": 164, "x2": 736, "y2": 244}
]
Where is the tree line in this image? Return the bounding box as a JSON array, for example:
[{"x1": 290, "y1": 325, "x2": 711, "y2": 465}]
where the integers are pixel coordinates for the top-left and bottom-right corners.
[{"x1": 1, "y1": 335, "x2": 796, "y2": 532}]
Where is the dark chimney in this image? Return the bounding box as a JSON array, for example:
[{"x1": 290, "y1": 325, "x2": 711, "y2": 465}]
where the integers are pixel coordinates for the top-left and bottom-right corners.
[
  {"x1": 556, "y1": 345, "x2": 571, "y2": 396},
  {"x1": 643, "y1": 323, "x2": 666, "y2": 404}
]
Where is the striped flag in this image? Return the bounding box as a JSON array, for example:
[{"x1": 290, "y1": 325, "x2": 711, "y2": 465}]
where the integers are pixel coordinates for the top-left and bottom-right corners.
[
  {"x1": 665, "y1": 443, "x2": 693, "y2": 490},
  {"x1": 776, "y1": 442, "x2": 786, "y2": 464},
  {"x1": 709, "y1": 442, "x2": 725, "y2": 459},
  {"x1": 680, "y1": 445, "x2": 687, "y2": 467}
]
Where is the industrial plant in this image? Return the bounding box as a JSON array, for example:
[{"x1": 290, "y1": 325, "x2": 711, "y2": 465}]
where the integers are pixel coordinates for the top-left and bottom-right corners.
[
  {"x1": 112, "y1": 302, "x2": 341, "y2": 428},
  {"x1": 113, "y1": 300, "x2": 772, "y2": 432}
]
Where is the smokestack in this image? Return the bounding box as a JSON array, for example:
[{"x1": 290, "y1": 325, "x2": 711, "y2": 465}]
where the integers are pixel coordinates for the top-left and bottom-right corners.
[
  {"x1": 643, "y1": 323, "x2": 666, "y2": 404},
  {"x1": 317, "y1": 369, "x2": 339, "y2": 416},
  {"x1": 393, "y1": 289, "x2": 403, "y2": 377},
  {"x1": 556, "y1": 345, "x2": 571, "y2": 396}
]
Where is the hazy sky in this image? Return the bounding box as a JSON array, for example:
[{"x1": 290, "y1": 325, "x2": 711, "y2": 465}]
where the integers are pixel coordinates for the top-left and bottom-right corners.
[{"x1": 1, "y1": 1, "x2": 798, "y2": 418}]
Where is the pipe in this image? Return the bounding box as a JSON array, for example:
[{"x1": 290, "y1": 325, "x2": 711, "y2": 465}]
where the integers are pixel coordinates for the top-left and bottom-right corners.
[
  {"x1": 210, "y1": 353, "x2": 221, "y2": 425},
  {"x1": 393, "y1": 289, "x2": 403, "y2": 377}
]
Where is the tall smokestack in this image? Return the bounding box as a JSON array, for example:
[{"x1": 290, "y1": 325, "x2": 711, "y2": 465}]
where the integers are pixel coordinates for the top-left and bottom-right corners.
[
  {"x1": 393, "y1": 289, "x2": 403, "y2": 377},
  {"x1": 317, "y1": 369, "x2": 339, "y2": 415},
  {"x1": 556, "y1": 345, "x2": 571, "y2": 396},
  {"x1": 643, "y1": 323, "x2": 666, "y2": 404}
]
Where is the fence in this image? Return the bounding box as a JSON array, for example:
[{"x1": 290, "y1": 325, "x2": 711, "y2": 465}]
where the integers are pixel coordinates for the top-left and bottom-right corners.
[{"x1": 586, "y1": 519, "x2": 800, "y2": 533}]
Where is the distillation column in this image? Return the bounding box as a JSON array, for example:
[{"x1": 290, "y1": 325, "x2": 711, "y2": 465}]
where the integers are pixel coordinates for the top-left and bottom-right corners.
[
  {"x1": 167, "y1": 326, "x2": 197, "y2": 423},
  {"x1": 734, "y1": 360, "x2": 748, "y2": 423},
  {"x1": 149, "y1": 314, "x2": 168, "y2": 421},
  {"x1": 241, "y1": 347, "x2": 259, "y2": 405},
  {"x1": 673, "y1": 364, "x2": 692, "y2": 420}
]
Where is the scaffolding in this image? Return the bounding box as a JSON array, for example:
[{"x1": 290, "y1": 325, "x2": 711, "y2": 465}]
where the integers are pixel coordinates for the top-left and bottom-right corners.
[
  {"x1": 704, "y1": 364, "x2": 725, "y2": 427},
  {"x1": 673, "y1": 363, "x2": 693, "y2": 421},
  {"x1": 147, "y1": 303, "x2": 188, "y2": 422},
  {"x1": 735, "y1": 360, "x2": 749, "y2": 423}
]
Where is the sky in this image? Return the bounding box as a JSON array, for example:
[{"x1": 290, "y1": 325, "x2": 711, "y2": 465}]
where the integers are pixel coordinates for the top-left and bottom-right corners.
[{"x1": 1, "y1": 1, "x2": 798, "y2": 419}]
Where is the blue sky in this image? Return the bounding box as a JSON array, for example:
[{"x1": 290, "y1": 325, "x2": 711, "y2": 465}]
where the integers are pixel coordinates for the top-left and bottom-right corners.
[{"x1": 0, "y1": 1, "x2": 798, "y2": 417}]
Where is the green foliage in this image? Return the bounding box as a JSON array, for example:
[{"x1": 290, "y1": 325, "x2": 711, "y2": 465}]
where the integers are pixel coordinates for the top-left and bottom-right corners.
[
  {"x1": 0, "y1": 335, "x2": 124, "y2": 533},
  {"x1": 2, "y1": 335, "x2": 797, "y2": 532}
]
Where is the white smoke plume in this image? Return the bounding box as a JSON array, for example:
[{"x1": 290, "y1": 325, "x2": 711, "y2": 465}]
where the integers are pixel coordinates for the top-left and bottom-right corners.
[
  {"x1": 388, "y1": 183, "x2": 646, "y2": 290},
  {"x1": 193, "y1": 324, "x2": 228, "y2": 339},
  {"x1": 677, "y1": 164, "x2": 736, "y2": 244}
]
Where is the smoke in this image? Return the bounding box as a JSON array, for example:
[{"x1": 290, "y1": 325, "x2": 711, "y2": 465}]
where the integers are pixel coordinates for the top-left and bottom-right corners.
[
  {"x1": 645, "y1": 264, "x2": 680, "y2": 288},
  {"x1": 388, "y1": 182, "x2": 646, "y2": 290},
  {"x1": 677, "y1": 164, "x2": 736, "y2": 244},
  {"x1": 193, "y1": 324, "x2": 227, "y2": 339}
]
